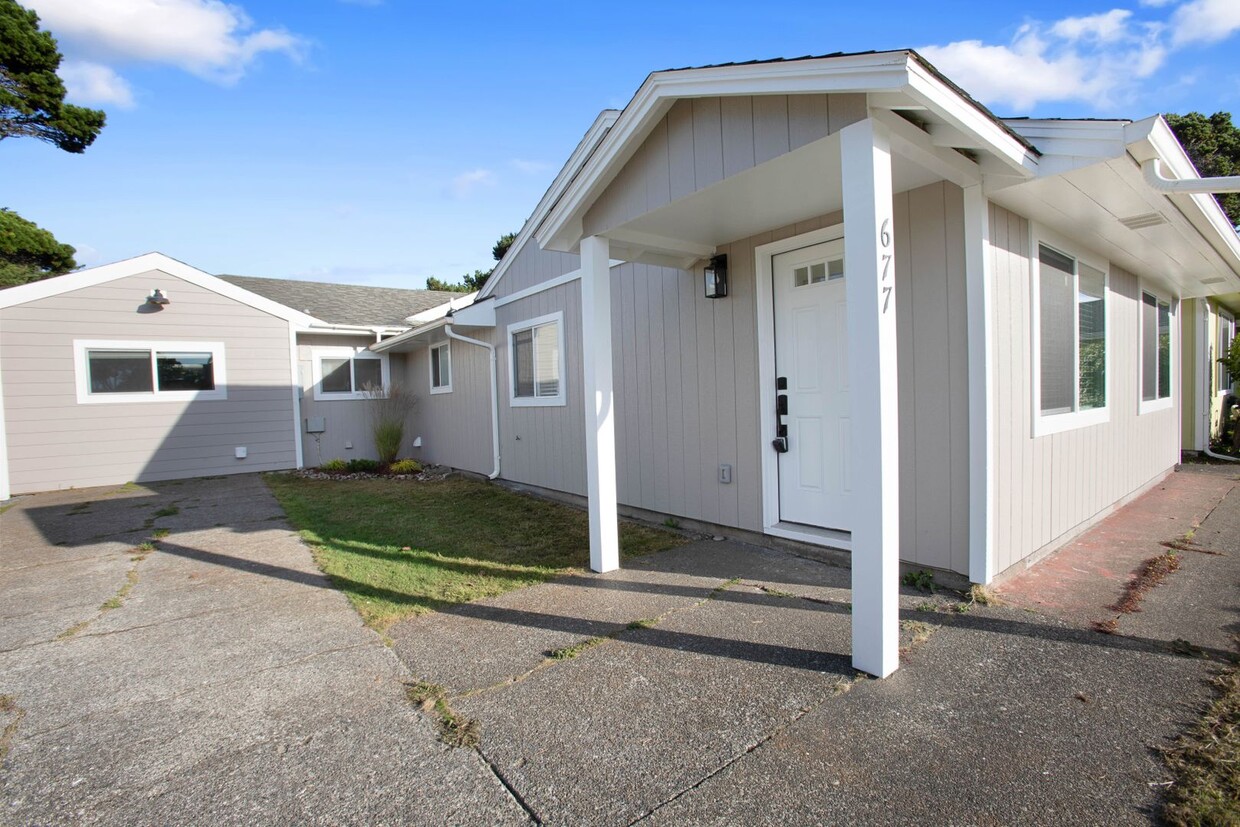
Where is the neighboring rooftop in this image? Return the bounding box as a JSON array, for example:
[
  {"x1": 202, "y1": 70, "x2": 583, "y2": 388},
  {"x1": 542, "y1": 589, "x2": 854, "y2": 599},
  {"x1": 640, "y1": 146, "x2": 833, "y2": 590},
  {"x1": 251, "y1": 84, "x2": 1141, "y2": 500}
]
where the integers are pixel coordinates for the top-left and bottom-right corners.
[{"x1": 219, "y1": 275, "x2": 460, "y2": 327}]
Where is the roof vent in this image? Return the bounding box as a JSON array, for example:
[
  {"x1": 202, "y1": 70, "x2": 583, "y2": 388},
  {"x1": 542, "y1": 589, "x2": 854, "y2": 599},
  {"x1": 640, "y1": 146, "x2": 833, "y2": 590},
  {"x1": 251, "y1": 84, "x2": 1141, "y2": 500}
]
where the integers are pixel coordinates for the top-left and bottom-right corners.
[{"x1": 1119, "y1": 212, "x2": 1167, "y2": 230}]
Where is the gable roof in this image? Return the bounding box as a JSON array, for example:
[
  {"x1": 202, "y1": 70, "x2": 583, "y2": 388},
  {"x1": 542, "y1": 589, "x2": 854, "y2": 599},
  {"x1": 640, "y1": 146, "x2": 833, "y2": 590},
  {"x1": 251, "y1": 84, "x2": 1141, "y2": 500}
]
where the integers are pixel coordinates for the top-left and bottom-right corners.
[
  {"x1": 218, "y1": 275, "x2": 460, "y2": 327},
  {"x1": 0, "y1": 252, "x2": 319, "y2": 327}
]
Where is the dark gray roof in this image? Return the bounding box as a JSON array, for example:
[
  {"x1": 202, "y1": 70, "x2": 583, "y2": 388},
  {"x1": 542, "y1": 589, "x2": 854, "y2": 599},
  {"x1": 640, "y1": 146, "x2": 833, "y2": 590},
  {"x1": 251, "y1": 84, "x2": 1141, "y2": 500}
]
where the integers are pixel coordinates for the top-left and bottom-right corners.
[{"x1": 218, "y1": 275, "x2": 460, "y2": 327}]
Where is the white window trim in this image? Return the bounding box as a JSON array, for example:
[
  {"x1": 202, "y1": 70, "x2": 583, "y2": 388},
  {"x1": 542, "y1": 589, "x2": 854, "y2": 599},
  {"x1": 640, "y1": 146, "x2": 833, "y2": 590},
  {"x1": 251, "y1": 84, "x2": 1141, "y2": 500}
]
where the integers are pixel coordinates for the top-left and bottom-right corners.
[
  {"x1": 310, "y1": 347, "x2": 389, "y2": 401},
  {"x1": 1029, "y1": 226, "x2": 1112, "y2": 438},
  {"x1": 1139, "y1": 285, "x2": 1176, "y2": 415},
  {"x1": 429, "y1": 342, "x2": 452, "y2": 395},
  {"x1": 74, "y1": 340, "x2": 227, "y2": 405},
  {"x1": 507, "y1": 311, "x2": 567, "y2": 408}
]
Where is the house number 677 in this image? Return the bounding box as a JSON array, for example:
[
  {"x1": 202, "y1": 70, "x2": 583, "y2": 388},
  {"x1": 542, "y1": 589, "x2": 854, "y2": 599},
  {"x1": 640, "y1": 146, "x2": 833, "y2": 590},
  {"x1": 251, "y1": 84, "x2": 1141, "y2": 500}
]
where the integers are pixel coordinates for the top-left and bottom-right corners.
[{"x1": 879, "y1": 218, "x2": 893, "y2": 314}]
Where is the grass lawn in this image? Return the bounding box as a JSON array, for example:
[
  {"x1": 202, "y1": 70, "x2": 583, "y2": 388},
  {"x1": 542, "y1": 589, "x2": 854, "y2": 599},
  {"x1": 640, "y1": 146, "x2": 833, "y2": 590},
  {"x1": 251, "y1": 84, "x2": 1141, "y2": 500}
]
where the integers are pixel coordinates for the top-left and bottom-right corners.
[{"x1": 265, "y1": 474, "x2": 688, "y2": 631}]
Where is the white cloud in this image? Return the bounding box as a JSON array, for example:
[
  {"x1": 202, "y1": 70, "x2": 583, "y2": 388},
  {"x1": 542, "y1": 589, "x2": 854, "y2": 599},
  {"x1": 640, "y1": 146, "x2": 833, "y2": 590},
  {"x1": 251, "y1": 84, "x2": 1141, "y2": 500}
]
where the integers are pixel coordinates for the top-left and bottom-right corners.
[
  {"x1": 25, "y1": 0, "x2": 305, "y2": 84},
  {"x1": 1139, "y1": 0, "x2": 1175, "y2": 7},
  {"x1": 1171, "y1": 0, "x2": 1240, "y2": 45},
  {"x1": 1050, "y1": 9, "x2": 1134, "y2": 42},
  {"x1": 449, "y1": 169, "x2": 496, "y2": 199},
  {"x1": 921, "y1": 9, "x2": 1173, "y2": 111},
  {"x1": 60, "y1": 60, "x2": 135, "y2": 108}
]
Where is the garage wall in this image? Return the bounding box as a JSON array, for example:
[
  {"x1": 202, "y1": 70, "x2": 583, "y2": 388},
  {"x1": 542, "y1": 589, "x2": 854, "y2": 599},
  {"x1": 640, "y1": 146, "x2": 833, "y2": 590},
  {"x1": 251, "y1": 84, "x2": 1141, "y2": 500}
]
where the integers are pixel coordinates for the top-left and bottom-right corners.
[{"x1": 1, "y1": 269, "x2": 297, "y2": 494}]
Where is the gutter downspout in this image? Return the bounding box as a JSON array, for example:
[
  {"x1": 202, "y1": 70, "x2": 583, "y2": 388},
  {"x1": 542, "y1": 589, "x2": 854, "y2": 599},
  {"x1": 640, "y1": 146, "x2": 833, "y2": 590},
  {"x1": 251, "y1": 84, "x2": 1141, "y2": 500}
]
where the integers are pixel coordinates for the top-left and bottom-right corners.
[
  {"x1": 1143, "y1": 159, "x2": 1240, "y2": 195},
  {"x1": 445, "y1": 324, "x2": 501, "y2": 479}
]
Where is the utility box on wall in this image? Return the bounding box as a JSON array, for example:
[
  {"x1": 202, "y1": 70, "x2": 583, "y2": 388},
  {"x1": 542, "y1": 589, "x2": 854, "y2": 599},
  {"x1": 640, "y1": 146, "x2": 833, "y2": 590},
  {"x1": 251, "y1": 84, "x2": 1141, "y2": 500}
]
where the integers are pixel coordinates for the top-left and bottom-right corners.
[{"x1": 305, "y1": 416, "x2": 326, "y2": 433}]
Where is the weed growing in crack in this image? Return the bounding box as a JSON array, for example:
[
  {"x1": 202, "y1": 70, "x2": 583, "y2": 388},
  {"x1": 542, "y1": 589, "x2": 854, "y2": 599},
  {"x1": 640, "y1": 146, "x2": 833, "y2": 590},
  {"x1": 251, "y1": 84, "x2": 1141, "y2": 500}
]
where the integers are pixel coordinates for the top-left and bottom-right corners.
[
  {"x1": 546, "y1": 637, "x2": 606, "y2": 661},
  {"x1": 902, "y1": 570, "x2": 936, "y2": 593},
  {"x1": 1112, "y1": 551, "x2": 1181, "y2": 614},
  {"x1": 626, "y1": 618, "x2": 658, "y2": 630},
  {"x1": 152, "y1": 505, "x2": 179, "y2": 519},
  {"x1": 151, "y1": 528, "x2": 171, "y2": 539},
  {"x1": 404, "y1": 681, "x2": 480, "y2": 748}
]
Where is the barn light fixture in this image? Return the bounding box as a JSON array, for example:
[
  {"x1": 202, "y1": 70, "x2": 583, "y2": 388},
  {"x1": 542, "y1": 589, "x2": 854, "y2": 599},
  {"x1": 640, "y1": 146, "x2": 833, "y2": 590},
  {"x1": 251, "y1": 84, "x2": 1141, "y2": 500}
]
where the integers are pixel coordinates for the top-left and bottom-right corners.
[
  {"x1": 146, "y1": 288, "x2": 170, "y2": 306},
  {"x1": 704, "y1": 254, "x2": 728, "y2": 299}
]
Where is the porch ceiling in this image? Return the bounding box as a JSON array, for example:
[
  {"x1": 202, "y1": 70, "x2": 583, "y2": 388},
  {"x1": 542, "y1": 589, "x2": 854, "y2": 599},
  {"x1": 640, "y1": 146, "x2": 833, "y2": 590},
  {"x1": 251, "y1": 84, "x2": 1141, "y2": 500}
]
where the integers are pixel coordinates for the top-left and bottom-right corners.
[{"x1": 605, "y1": 133, "x2": 944, "y2": 266}]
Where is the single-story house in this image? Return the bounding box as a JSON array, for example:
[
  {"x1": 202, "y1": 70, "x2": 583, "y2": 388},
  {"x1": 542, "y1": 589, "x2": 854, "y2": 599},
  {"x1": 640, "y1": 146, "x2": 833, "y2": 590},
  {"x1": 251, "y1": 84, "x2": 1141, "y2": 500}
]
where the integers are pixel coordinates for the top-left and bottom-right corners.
[
  {"x1": 370, "y1": 50, "x2": 1240, "y2": 676},
  {"x1": 0, "y1": 254, "x2": 465, "y2": 495}
]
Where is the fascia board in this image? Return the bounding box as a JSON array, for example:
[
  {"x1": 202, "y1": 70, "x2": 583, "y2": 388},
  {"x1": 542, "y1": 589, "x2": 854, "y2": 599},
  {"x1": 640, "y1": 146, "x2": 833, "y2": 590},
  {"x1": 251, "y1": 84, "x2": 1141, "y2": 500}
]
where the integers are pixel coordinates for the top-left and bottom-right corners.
[
  {"x1": 1126, "y1": 116, "x2": 1240, "y2": 275},
  {"x1": 0, "y1": 251, "x2": 323, "y2": 327},
  {"x1": 476, "y1": 111, "x2": 620, "y2": 301},
  {"x1": 904, "y1": 62, "x2": 1039, "y2": 177}
]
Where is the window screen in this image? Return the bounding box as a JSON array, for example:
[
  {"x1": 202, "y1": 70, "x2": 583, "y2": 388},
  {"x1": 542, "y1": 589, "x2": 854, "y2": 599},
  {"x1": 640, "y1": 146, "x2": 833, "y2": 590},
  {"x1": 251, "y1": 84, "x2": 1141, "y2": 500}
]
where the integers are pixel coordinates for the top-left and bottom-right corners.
[
  {"x1": 431, "y1": 344, "x2": 450, "y2": 389},
  {"x1": 512, "y1": 320, "x2": 560, "y2": 399},
  {"x1": 1039, "y1": 245, "x2": 1076, "y2": 414},
  {"x1": 156, "y1": 352, "x2": 214, "y2": 391},
  {"x1": 322, "y1": 358, "x2": 352, "y2": 393},
  {"x1": 354, "y1": 358, "x2": 382, "y2": 393},
  {"x1": 1077, "y1": 264, "x2": 1106, "y2": 410},
  {"x1": 513, "y1": 329, "x2": 535, "y2": 397}
]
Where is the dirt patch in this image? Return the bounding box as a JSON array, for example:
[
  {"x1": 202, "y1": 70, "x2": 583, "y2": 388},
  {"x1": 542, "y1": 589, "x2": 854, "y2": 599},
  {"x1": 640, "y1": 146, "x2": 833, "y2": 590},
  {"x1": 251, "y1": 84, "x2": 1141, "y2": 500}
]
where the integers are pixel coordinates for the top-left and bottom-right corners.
[{"x1": 1110, "y1": 551, "x2": 1181, "y2": 614}]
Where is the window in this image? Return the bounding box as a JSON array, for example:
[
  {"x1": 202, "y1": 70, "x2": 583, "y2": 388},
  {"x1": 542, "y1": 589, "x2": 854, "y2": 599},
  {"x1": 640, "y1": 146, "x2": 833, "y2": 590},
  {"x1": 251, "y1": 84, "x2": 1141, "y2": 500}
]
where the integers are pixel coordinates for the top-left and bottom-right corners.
[
  {"x1": 311, "y1": 348, "x2": 388, "y2": 400},
  {"x1": 429, "y1": 343, "x2": 452, "y2": 394},
  {"x1": 508, "y1": 312, "x2": 565, "y2": 407},
  {"x1": 1219, "y1": 312, "x2": 1236, "y2": 395},
  {"x1": 74, "y1": 340, "x2": 227, "y2": 404},
  {"x1": 1140, "y1": 291, "x2": 1174, "y2": 412},
  {"x1": 1032, "y1": 238, "x2": 1109, "y2": 435}
]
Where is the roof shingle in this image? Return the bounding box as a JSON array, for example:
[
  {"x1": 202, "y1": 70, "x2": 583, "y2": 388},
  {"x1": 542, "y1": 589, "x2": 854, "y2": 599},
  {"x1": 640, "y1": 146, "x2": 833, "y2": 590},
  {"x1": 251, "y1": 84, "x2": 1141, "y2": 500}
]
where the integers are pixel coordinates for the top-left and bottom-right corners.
[{"x1": 218, "y1": 275, "x2": 459, "y2": 327}]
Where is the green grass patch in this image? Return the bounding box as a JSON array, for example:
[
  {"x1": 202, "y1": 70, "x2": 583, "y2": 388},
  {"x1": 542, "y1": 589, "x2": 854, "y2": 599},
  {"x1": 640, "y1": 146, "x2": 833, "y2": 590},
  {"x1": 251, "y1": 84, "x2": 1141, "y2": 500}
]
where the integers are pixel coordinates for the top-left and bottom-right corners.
[
  {"x1": 152, "y1": 505, "x2": 179, "y2": 518},
  {"x1": 265, "y1": 475, "x2": 688, "y2": 631},
  {"x1": 546, "y1": 636, "x2": 607, "y2": 661}
]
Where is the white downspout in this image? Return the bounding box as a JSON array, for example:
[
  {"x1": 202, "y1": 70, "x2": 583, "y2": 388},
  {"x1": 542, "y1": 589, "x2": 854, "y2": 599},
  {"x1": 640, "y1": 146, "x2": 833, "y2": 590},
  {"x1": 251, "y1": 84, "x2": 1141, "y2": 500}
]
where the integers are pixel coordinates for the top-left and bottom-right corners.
[
  {"x1": 1201, "y1": 303, "x2": 1240, "y2": 462},
  {"x1": 444, "y1": 324, "x2": 501, "y2": 479},
  {"x1": 1143, "y1": 159, "x2": 1240, "y2": 195}
]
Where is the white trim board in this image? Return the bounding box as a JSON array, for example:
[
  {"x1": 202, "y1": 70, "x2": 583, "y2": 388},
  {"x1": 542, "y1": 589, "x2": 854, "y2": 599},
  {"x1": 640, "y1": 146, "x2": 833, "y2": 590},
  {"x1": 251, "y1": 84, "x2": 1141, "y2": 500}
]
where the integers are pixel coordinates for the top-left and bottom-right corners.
[
  {"x1": 0, "y1": 252, "x2": 321, "y2": 328},
  {"x1": 73, "y1": 339, "x2": 228, "y2": 405},
  {"x1": 754, "y1": 224, "x2": 846, "y2": 536}
]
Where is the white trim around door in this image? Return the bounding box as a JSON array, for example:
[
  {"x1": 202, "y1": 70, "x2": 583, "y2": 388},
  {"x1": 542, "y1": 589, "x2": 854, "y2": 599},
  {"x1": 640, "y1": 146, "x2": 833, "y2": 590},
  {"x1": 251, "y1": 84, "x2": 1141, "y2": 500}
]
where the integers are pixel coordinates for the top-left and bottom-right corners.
[{"x1": 755, "y1": 224, "x2": 851, "y2": 552}]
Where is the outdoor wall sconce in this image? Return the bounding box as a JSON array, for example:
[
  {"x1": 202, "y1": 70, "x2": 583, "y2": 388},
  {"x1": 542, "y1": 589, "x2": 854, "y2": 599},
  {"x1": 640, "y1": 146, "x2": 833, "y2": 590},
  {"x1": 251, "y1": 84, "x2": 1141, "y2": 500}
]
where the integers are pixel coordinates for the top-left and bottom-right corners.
[
  {"x1": 146, "y1": 288, "x2": 171, "y2": 306},
  {"x1": 704, "y1": 254, "x2": 728, "y2": 299}
]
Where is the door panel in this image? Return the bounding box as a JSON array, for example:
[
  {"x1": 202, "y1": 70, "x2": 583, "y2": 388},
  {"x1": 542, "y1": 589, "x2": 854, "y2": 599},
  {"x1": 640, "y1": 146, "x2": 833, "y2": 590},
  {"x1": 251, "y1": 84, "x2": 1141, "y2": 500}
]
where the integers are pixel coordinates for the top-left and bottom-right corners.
[{"x1": 773, "y1": 239, "x2": 850, "y2": 530}]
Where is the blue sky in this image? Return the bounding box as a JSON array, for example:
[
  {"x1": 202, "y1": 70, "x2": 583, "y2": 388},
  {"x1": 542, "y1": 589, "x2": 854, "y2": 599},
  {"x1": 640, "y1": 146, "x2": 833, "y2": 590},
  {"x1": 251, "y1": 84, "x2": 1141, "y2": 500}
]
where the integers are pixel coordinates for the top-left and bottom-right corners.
[{"x1": 7, "y1": 0, "x2": 1240, "y2": 288}]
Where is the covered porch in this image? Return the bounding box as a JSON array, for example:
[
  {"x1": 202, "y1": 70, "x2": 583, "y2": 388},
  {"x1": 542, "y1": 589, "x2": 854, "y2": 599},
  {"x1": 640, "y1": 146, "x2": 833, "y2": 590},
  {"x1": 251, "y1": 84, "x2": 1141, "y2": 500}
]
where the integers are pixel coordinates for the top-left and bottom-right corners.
[{"x1": 536, "y1": 65, "x2": 1037, "y2": 676}]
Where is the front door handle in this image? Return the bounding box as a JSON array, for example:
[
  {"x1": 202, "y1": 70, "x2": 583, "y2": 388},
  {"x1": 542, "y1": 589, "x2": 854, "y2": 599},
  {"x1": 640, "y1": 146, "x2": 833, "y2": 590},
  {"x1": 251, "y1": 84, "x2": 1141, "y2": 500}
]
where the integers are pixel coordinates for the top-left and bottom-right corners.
[{"x1": 773, "y1": 377, "x2": 789, "y2": 453}]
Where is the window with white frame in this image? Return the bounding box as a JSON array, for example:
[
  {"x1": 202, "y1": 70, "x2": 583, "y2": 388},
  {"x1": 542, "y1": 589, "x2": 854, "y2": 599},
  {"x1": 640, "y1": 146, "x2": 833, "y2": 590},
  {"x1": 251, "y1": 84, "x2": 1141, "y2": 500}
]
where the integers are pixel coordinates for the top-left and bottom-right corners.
[
  {"x1": 1219, "y1": 312, "x2": 1235, "y2": 395},
  {"x1": 508, "y1": 312, "x2": 565, "y2": 406},
  {"x1": 429, "y1": 342, "x2": 452, "y2": 394},
  {"x1": 74, "y1": 340, "x2": 227, "y2": 404},
  {"x1": 1033, "y1": 239, "x2": 1108, "y2": 435},
  {"x1": 311, "y1": 348, "x2": 388, "y2": 400},
  {"x1": 1140, "y1": 291, "x2": 1174, "y2": 412}
]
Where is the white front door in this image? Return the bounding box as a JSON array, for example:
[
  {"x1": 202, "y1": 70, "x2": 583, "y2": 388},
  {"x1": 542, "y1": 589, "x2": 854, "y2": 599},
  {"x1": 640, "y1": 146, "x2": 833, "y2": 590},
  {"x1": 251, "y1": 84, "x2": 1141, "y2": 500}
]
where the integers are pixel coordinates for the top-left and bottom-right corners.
[{"x1": 772, "y1": 239, "x2": 851, "y2": 530}]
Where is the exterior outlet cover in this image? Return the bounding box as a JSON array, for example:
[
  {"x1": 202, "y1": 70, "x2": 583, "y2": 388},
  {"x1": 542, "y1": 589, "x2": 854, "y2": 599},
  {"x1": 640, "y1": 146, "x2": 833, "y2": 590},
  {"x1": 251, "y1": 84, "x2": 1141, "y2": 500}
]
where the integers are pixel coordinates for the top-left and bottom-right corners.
[
  {"x1": 719, "y1": 464, "x2": 732, "y2": 484},
  {"x1": 235, "y1": 447, "x2": 247, "y2": 459},
  {"x1": 345, "y1": 441, "x2": 353, "y2": 450},
  {"x1": 413, "y1": 437, "x2": 423, "y2": 448}
]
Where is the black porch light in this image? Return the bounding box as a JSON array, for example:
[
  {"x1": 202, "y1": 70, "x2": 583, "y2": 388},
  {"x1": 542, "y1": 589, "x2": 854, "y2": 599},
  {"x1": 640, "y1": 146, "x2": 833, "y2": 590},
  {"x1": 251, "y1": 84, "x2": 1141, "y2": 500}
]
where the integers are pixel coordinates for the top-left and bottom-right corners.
[{"x1": 704, "y1": 254, "x2": 728, "y2": 299}]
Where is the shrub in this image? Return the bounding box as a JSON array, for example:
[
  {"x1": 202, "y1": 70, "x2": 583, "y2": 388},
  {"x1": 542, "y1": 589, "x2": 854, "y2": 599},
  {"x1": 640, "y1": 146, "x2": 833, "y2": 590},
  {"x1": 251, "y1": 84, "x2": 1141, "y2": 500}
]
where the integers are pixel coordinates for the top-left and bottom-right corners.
[
  {"x1": 389, "y1": 459, "x2": 422, "y2": 475},
  {"x1": 346, "y1": 458, "x2": 381, "y2": 474},
  {"x1": 320, "y1": 458, "x2": 348, "y2": 473},
  {"x1": 364, "y1": 382, "x2": 417, "y2": 465}
]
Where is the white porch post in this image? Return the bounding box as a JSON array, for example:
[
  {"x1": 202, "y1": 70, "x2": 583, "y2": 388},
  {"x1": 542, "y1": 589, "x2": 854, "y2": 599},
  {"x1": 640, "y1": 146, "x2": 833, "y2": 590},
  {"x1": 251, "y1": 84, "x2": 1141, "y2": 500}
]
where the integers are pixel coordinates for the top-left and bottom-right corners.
[
  {"x1": 580, "y1": 234, "x2": 620, "y2": 573},
  {"x1": 963, "y1": 185, "x2": 995, "y2": 585},
  {"x1": 841, "y1": 117, "x2": 900, "y2": 678}
]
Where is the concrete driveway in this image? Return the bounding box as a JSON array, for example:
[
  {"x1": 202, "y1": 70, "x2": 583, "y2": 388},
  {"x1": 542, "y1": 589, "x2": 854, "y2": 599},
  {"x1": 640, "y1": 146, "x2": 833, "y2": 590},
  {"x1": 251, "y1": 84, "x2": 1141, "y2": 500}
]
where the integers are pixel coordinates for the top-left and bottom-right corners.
[
  {"x1": 0, "y1": 474, "x2": 527, "y2": 826},
  {"x1": 2, "y1": 466, "x2": 1237, "y2": 826}
]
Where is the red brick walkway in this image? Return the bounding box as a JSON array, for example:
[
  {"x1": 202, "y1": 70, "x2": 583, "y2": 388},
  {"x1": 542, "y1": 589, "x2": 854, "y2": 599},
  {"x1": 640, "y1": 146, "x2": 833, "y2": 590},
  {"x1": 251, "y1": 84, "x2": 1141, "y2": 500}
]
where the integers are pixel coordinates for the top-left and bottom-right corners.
[{"x1": 995, "y1": 464, "x2": 1239, "y2": 627}]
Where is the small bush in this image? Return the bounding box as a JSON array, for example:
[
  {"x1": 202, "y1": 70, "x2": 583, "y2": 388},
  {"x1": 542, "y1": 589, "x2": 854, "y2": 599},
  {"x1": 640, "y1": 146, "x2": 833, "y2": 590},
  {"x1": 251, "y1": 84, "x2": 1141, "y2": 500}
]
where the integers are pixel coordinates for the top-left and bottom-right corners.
[
  {"x1": 320, "y1": 458, "x2": 348, "y2": 473},
  {"x1": 346, "y1": 458, "x2": 381, "y2": 474},
  {"x1": 390, "y1": 459, "x2": 422, "y2": 475}
]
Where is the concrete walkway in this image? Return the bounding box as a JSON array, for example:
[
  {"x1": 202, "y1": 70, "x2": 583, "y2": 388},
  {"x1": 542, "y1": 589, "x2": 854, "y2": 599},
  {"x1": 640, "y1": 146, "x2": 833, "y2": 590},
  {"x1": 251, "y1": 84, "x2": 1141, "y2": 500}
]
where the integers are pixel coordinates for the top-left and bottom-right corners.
[
  {"x1": 0, "y1": 475, "x2": 527, "y2": 826},
  {"x1": 2, "y1": 464, "x2": 1237, "y2": 825}
]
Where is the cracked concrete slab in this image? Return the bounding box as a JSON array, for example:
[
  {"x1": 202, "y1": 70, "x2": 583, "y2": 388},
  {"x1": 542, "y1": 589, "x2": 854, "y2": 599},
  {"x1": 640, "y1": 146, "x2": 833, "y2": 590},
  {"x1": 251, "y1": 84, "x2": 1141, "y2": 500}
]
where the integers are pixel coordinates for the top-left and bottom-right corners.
[{"x1": 0, "y1": 475, "x2": 528, "y2": 827}]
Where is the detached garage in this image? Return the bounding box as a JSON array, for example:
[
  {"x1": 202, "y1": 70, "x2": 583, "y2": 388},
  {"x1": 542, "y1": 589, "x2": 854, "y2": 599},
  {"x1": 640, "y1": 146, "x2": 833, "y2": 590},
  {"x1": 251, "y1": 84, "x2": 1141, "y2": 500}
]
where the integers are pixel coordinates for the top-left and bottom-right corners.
[{"x1": 0, "y1": 253, "x2": 315, "y2": 497}]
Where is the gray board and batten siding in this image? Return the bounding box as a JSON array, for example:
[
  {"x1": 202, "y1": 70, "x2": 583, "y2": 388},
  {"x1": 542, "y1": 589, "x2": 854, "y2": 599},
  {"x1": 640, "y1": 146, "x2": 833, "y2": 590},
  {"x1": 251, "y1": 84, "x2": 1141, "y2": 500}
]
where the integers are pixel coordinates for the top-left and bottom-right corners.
[
  {"x1": 987, "y1": 203, "x2": 1180, "y2": 577},
  {"x1": 402, "y1": 337, "x2": 494, "y2": 476},
  {"x1": 0, "y1": 270, "x2": 298, "y2": 494},
  {"x1": 469, "y1": 175, "x2": 974, "y2": 574}
]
